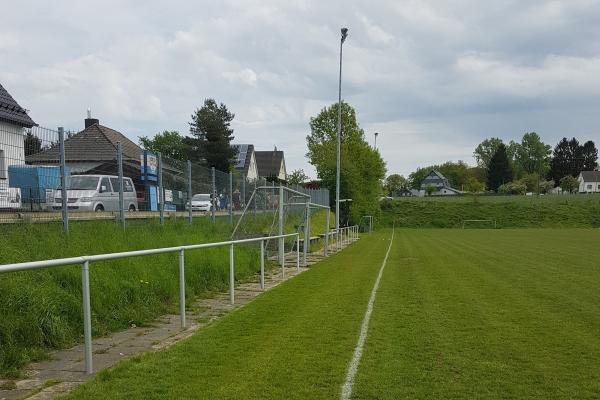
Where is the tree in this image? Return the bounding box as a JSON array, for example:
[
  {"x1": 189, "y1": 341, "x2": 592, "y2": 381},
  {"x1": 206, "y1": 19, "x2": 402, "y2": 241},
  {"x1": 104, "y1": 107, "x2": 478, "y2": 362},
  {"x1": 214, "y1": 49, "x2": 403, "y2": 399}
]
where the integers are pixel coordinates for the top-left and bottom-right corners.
[
  {"x1": 384, "y1": 174, "x2": 407, "y2": 196},
  {"x1": 425, "y1": 184, "x2": 436, "y2": 196},
  {"x1": 474, "y1": 137, "x2": 503, "y2": 169},
  {"x1": 581, "y1": 140, "x2": 598, "y2": 171},
  {"x1": 189, "y1": 99, "x2": 236, "y2": 172},
  {"x1": 24, "y1": 131, "x2": 42, "y2": 156},
  {"x1": 139, "y1": 131, "x2": 190, "y2": 161},
  {"x1": 559, "y1": 175, "x2": 578, "y2": 193},
  {"x1": 513, "y1": 132, "x2": 551, "y2": 176},
  {"x1": 287, "y1": 169, "x2": 309, "y2": 186},
  {"x1": 549, "y1": 138, "x2": 585, "y2": 183},
  {"x1": 306, "y1": 101, "x2": 386, "y2": 223},
  {"x1": 487, "y1": 143, "x2": 513, "y2": 191},
  {"x1": 464, "y1": 177, "x2": 485, "y2": 193}
]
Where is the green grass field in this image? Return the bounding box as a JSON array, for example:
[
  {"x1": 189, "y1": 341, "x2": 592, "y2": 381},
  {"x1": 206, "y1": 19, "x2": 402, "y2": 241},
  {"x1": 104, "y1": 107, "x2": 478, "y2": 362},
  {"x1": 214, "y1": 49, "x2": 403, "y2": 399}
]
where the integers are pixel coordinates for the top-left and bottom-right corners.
[
  {"x1": 64, "y1": 228, "x2": 600, "y2": 399},
  {"x1": 382, "y1": 194, "x2": 600, "y2": 228}
]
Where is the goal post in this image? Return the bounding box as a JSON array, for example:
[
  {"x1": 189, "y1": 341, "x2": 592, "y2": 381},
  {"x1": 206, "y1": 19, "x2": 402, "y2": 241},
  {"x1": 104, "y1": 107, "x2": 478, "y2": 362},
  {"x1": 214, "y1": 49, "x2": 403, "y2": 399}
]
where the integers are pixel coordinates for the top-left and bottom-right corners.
[{"x1": 461, "y1": 219, "x2": 497, "y2": 229}]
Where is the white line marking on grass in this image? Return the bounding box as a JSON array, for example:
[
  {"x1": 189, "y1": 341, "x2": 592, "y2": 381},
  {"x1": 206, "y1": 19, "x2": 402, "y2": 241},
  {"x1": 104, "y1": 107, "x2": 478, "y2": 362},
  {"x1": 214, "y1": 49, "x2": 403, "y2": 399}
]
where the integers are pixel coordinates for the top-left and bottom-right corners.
[{"x1": 340, "y1": 227, "x2": 395, "y2": 400}]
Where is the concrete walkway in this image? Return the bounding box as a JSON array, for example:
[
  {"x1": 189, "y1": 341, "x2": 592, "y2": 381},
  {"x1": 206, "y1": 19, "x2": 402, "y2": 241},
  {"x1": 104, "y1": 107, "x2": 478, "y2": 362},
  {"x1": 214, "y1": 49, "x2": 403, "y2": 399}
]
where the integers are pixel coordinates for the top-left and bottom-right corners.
[{"x1": 0, "y1": 239, "x2": 355, "y2": 400}]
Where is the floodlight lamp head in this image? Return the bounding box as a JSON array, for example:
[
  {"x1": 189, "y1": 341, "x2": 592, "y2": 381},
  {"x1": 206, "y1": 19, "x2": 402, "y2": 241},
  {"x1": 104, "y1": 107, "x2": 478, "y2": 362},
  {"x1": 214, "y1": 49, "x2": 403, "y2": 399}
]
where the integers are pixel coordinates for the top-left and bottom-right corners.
[{"x1": 341, "y1": 27, "x2": 348, "y2": 43}]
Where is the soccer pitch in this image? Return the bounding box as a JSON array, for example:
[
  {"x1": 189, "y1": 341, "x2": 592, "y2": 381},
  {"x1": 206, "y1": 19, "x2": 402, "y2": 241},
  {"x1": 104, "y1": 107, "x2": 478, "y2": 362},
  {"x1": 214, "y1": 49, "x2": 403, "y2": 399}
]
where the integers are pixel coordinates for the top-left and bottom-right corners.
[{"x1": 66, "y1": 229, "x2": 600, "y2": 399}]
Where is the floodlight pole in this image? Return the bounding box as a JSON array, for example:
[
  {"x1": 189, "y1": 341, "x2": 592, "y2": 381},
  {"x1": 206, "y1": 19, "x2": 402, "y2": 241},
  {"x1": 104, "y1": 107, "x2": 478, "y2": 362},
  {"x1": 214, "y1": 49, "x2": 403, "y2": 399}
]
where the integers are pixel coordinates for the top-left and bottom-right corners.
[{"x1": 336, "y1": 27, "x2": 348, "y2": 243}]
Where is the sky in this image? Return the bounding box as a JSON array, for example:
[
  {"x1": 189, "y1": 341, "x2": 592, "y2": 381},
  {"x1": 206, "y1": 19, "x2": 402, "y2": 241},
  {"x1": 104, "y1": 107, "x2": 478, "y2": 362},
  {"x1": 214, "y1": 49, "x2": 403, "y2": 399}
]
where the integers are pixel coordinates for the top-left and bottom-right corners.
[{"x1": 2, "y1": 0, "x2": 600, "y2": 178}]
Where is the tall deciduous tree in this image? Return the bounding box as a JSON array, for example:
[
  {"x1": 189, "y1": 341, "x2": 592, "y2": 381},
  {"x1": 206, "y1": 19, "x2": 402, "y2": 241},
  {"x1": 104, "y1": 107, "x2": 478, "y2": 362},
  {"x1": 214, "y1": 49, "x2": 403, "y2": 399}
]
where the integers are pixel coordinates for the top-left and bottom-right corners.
[
  {"x1": 189, "y1": 99, "x2": 236, "y2": 172},
  {"x1": 287, "y1": 169, "x2": 309, "y2": 186},
  {"x1": 384, "y1": 174, "x2": 407, "y2": 196},
  {"x1": 513, "y1": 132, "x2": 552, "y2": 176},
  {"x1": 306, "y1": 101, "x2": 386, "y2": 223},
  {"x1": 487, "y1": 143, "x2": 513, "y2": 191},
  {"x1": 474, "y1": 137, "x2": 503, "y2": 169},
  {"x1": 139, "y1": 131, "x2": 190, "y2": 161}
]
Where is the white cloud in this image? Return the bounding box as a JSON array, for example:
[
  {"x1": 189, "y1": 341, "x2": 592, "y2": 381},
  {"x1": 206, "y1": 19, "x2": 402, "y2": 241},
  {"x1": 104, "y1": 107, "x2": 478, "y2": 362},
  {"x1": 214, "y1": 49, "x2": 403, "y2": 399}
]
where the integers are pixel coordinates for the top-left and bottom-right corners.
[
  {"x1": 222, "y1": 68, "x2": 258, "y2": 87},
  {"x1": 2, "y1": 0, "x2": 600, "y2": 179}
]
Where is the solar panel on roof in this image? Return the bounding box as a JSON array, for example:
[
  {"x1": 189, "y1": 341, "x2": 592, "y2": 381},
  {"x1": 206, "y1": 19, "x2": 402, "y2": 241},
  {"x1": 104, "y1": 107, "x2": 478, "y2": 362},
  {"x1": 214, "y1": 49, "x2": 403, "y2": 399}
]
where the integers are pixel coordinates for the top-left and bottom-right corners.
[{"x1": 234, "y1": 144, "x2": 248, "y2": 169}]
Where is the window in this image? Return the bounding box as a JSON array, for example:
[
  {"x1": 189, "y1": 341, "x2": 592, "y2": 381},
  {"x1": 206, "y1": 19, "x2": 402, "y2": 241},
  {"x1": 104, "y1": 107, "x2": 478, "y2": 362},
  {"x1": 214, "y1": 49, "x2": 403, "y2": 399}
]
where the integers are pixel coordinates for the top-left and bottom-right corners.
[
  {"x1": 124, "y1": 179, "x2": 134, "y2": 192},
  {"x1": 100, "y1": 177, "x2": 112, "y2": 192},
  {"x1": 587, "y1": 184, "x2": 592, "y2": 190},
  {"x1": 0, "y1": 149, "x2": 5, "y2": 180},
  {"x1": 68, "y1": 176, "x2": 99, "y2": 190},
  {"x1": 109, "y1": 178, "x2": 134, "y2": 192}
]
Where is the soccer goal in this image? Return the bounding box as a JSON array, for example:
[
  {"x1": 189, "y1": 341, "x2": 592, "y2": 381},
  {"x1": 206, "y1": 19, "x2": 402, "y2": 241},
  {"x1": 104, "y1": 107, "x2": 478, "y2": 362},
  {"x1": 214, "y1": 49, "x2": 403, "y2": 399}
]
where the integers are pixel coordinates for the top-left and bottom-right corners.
[{"x1": 461, "y1": 219, "x2": 497, "y2": 229}]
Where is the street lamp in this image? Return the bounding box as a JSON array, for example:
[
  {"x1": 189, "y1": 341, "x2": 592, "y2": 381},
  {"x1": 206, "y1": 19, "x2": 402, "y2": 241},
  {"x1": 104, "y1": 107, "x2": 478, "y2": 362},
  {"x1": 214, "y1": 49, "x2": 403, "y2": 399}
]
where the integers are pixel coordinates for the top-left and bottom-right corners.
[
  {"x1": 374, "y1": 132, "x2": 380, "y2": 150},
  {"x1": 336, "y1": 27, "x2": 348, "y2": 238}
]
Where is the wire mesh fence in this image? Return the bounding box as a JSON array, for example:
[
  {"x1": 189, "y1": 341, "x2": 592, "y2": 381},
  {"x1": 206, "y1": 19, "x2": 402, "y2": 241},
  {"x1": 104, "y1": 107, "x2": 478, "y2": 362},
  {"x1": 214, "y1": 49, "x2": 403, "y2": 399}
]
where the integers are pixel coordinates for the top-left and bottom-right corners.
[{"x1": 0, "y1": 122, "x2": 330, "y2": 231}]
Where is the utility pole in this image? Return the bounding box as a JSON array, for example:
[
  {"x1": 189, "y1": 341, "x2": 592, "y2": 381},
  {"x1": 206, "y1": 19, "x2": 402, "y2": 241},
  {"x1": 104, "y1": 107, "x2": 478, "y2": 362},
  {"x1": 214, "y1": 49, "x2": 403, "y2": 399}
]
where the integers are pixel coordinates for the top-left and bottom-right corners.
[{"x1": 335, "y1": 27, "x2": 348, "y2": 238}]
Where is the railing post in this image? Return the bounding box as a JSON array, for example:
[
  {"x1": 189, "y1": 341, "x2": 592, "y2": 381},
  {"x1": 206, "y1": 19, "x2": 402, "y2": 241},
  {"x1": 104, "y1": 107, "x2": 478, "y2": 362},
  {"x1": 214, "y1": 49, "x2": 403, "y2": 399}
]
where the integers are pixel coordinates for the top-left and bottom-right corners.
[
  {"x1": 325, "y1": 208, "x2": 330, "y2": 257},
  {"x1": 229, "y1": 243, "x2": 235, "y2": 305},
  {"x1": 58, "y1": 127, "x2": 68, "y2": 233},
  {"x1": 304, "y1": 202, "x2": 309, "y2": 266},
  {"x1": 187, "y1": 160, "x2": 192, "y2": 225},
  {"x1": 158, "y1": 152, "x2": 164, "y2": 225},
  {"x1": 81, "y1": 260, "x2": 92, "y2": 374},
  {"x1": 260, "y1": 240, "x2": 265, "y2": 290},
  {"x1": 179, "y1": 249, "x2": 186, "y2": 328},
  {"x1": 296, "y1": 234, "x2": 300, "y2": 271},
  {"x1": 211, "y1": 167, "x2": 216, "y2": 223},
  {"x1": 229, "y1": 171, "x2": 233, "y2": 225},
  {"x1": 117, "y1": 142, "x2": 125, "y2": 228},
  {"x1": 278, "y1": 184, "x2": 284, "y2": 266}
]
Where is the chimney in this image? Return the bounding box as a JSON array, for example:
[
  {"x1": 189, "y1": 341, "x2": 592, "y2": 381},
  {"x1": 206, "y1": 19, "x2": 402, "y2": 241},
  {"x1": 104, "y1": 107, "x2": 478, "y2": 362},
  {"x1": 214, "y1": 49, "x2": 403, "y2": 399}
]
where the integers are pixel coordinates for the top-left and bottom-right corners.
[{"x1": 85, "y1": 108, "x2": 99, "y2": 128}]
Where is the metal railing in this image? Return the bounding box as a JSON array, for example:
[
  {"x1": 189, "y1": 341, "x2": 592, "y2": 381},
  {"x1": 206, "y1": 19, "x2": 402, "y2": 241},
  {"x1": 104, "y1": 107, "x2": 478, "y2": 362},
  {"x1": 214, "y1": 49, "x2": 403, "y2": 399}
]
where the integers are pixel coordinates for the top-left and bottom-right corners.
[{"x1": 0, "y1": 232, "x2": 300, "y2": 375}]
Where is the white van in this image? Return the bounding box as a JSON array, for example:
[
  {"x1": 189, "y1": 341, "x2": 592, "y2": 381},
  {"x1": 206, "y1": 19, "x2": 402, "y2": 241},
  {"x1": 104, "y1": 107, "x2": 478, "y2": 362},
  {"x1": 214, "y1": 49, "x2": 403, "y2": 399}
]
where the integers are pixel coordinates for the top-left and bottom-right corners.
[{"x1": 52, "y1": 174, "x2": 138, "y2": 212}]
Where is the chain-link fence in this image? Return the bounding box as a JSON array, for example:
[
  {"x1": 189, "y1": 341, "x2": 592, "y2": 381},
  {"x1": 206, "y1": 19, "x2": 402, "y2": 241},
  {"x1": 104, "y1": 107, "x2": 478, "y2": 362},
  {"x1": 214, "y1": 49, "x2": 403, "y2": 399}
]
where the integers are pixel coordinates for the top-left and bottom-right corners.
[{"x1": 0, "y1": 122, "x2": 330, "y2": 231}]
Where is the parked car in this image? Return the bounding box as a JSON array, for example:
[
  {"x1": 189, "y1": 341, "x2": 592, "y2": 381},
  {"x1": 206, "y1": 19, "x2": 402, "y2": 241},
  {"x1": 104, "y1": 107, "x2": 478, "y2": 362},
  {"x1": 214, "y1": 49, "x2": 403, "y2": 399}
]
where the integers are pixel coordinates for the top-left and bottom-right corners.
[
  {"x1": 52, "y1": 175, "x2": 138, "y2": 212},
  {"x1": 0, "y1": 187, "x2": 22, "y2": 209},
  {"x1": 186, "y1": 193, "x2": 212, "y2": 212}
]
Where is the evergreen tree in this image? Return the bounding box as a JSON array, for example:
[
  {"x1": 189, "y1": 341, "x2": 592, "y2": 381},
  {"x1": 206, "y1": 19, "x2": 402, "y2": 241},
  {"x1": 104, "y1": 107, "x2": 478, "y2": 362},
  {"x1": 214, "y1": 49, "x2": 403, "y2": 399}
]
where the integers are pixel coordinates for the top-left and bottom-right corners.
[
  {"x1": 189, "y1": 99, "x2": 236, "y2": 172},
  {"x1": 549, "y1": 137, "x2": 584, "y2": 182},
  {"x1": 487, "y1": 143, "x2": 513, "y2": 191},
  {"x1": 581, "y1": 140, "x2": 598, "y2": 171}
]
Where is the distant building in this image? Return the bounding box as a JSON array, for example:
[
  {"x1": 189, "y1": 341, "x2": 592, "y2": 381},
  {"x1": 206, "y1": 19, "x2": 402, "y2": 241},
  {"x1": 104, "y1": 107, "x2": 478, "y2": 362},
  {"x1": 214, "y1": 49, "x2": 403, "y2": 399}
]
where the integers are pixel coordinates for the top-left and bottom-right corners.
[
  {"x1": 0, "y1": 83, "x2": 36, "y2": 208},
  {"x1": 420, "y1": 170, "x2": 461, "y2": 196},
  {"x1": 255, "y1": 149, "x2": 287, "y2": 182},
  {"x1": 577, "y1": 171, "x2": 600, "y2": 193},
  {"x1": 232, "y1": 144, "x2": 258, "y2": 181}
]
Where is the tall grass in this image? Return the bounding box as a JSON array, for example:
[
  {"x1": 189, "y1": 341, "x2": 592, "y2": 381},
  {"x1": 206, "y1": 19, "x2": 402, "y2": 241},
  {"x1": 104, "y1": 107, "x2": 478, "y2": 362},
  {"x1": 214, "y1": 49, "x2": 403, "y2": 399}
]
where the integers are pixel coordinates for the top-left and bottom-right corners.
[{"x1": 0, "y1": 218, "x2": 261, "y2": 377}]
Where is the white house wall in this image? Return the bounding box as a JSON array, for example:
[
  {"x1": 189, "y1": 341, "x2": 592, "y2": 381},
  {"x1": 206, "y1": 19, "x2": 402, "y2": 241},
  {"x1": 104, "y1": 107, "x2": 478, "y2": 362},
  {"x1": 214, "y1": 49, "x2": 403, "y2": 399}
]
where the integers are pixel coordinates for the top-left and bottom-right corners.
[
  {"x1": 247, "y1": 152, "x2": 258, "y2": 181},
  {"x1": 278, "y1": 158, "x2": 287, "y2": 181},
  {"x1": 0, "y1": 120, "x2": 26, "y2": 191},
  {"x1": 578, "y1": 177, "x2": 600, "y2": 193}
]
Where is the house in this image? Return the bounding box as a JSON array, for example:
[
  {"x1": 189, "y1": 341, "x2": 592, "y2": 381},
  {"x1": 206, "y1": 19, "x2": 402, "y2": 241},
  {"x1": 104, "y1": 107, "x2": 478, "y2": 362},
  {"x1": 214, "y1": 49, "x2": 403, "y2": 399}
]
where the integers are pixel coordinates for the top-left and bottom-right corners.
[
  {"x1": 232, "y1": 144, "x2": 259, "y2": 181},
  {"x1": 255, "y1": 149, "x2": 287, "y2": 182},
  {"x1": 27, "y1": 115, "x2": 142, "y2": 175},
  {"x1": 27, "y1": 115, "x2": 148, "y2": 205},
  {"x1": 577, "y1": 171, "x2": 600, "y2": 193},
  {"x1": 0, "y1": 83, "x2": 37, "y2": 208},
  {"x1": 420, "y1": 170, "x2": 461, "y2": 196}
]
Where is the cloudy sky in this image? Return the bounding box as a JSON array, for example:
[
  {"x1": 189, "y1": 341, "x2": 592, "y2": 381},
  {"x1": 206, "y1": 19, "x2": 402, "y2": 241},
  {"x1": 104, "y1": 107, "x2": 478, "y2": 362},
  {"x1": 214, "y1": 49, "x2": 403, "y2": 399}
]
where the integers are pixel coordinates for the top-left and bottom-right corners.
[{"x1": 2, "y1": 0, "x2": 600, "y2": 177}]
